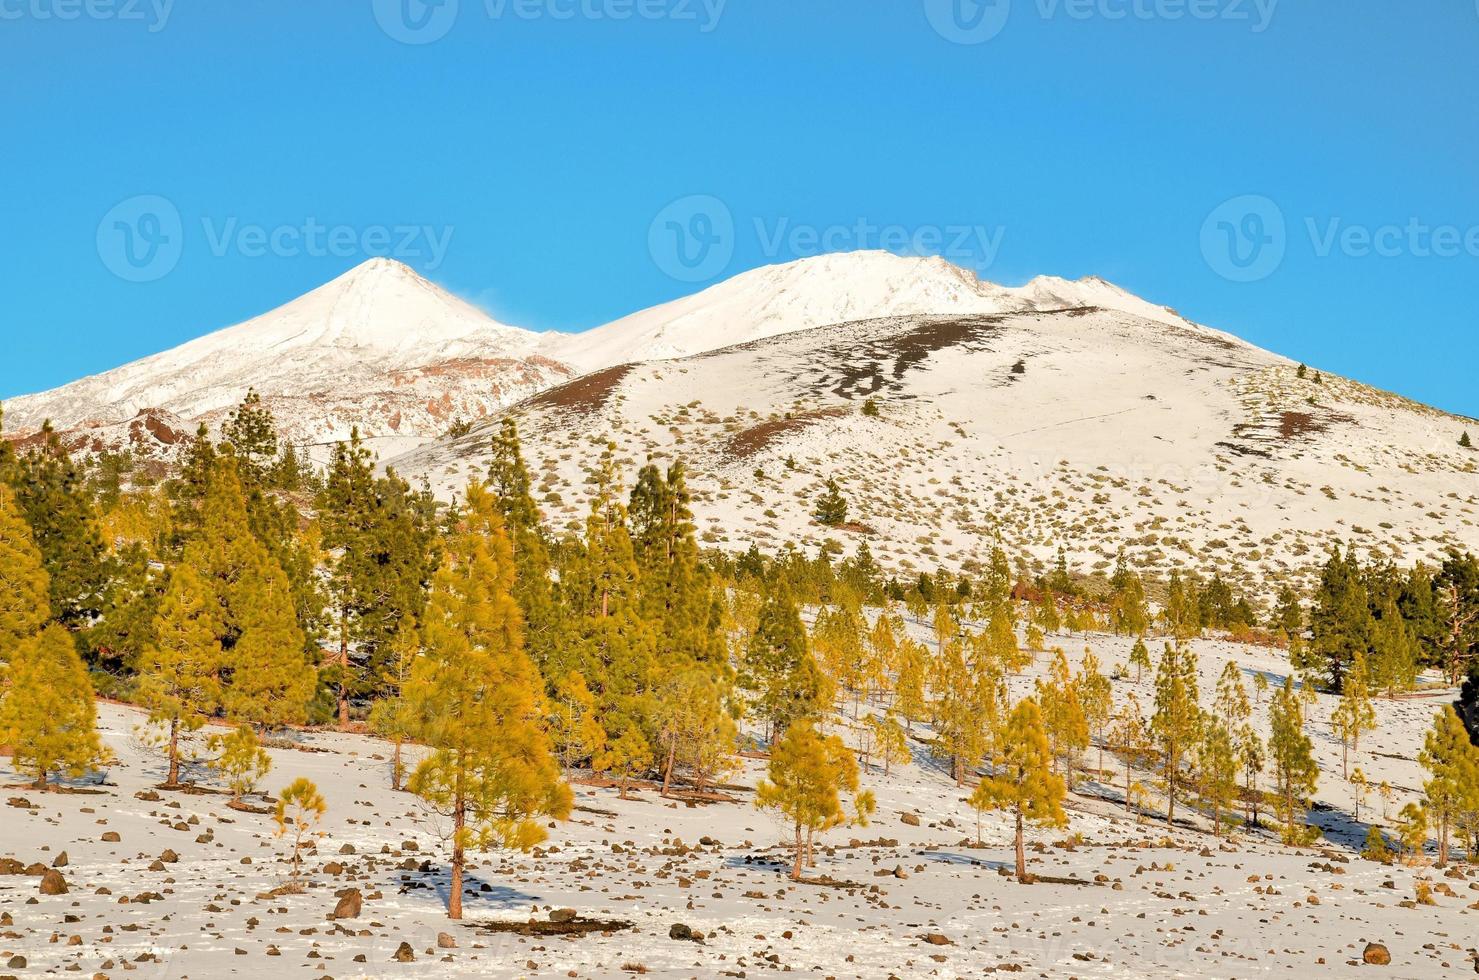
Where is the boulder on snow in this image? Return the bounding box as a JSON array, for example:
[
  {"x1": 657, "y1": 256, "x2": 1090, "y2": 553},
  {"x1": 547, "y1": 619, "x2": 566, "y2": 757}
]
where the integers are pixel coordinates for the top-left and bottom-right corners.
[
  {"x1": 332, "y1": 888, "x2": 362, "y2": 920},
  {"x1": 1363, "y1": 943, "x2": 1391, "y2": 966},
  {"x1": 39, "y1": 869, "x2": 67, "y2": 895}
]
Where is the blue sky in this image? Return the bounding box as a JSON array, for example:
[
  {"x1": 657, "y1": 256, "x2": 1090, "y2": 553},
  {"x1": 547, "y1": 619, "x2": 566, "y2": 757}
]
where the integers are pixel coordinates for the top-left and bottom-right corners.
[{"x1": 3, "y1": 1, "x2": 1477, "y2": 415}]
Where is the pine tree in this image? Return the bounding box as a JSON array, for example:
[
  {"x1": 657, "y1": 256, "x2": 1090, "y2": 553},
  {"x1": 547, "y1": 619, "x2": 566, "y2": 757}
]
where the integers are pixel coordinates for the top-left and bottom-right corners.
[
  {"x1": 893, "y1": 636, "x2": 929, "y2": 729},
  {"x1": 547, "y1": 670, "x2": 606, "y2": 776},
  {"x1": 867, "y1": 711, "x2": 911, "y2": 776},
  {"x1": 220, "y1": 389, "x2": 278, "y2": 491},
  {"x1": 208, "y1": 724, "x2": 271, "y2": 804},
  {"x1": 1151, "y1": 642, "x2": 1201, "y2": 822},
  {"x1": 931, "y1": 635, "x2": 992, "y2": 786},
  {"x1": 1036, "y1": 648, "x2": 1089, "y2": 787},
  {"x1": 1308, "y1": 545, "x2": 1372, "y2": 691},
  {"x1": 564, "y1": 449, "x2": 657, "y2": 757},
  {"x1": 1268, "y1": 676, "x2": 1319, "y2": 845},
  {"x1": 1396, "y1": 803, "x2": 1427, "y2": 864},
  {"x1": 6, "y1": 428, "x2": 109, "y2": 639},
  {"x1": 1419, "y1": 706, "x2": 1479, "y2": 867},
  {"x1": 968, "y1": 699, "x2": 1067, "y2": 882},
  {"x1": 814, "y1": 479, "x2": 848, "y2": 528},
  {"x1": 1128, "y1": 636, "x2": 1151, "y2": 683},
  {"x1": 1108, "y1": 555, "x2": 1149, "y2": 636},
  {"x1": 1077, "y1": 650, "x2": 1113, "y2": 778},
  {"x1": 1196, "y1": 719, "x2": 1238, "y2": 838},
  {"x1": 1109, "y1": 691, "x2": 1153, "y2": 814},
  {"x1": 743, "y1": 584, "x2": 826, "y2": 741},
  {"x1": 319, "y1": 431, "x2": 431, "y2": 727},
  {"x1": 0, "y1": 485, "x2": 50, "y2": 669},
  {"x1": 755, "y1": 719, "x2": 875, "y2": 880},
  {"x1": 653, "y1": 669, "x2": 736, "y2": 797},
  {"x1": 1237, "y1": 724, "x2": 1265, "y2": 828},
  {"x1": 1330, "y1": 651, "x2": 1377, "y2": 779},
  {"x1": 223, "y1": 549, "x2": 313, "y2": 730},
  {"x1": 138, "y1": 561, "x2": 223, "y2": 788},
  {"x1": 488, "y1": 418, "x2": 559, "y2": 671},
  {"x1": 402, "y1": 482, "x2": 571, "y2": 920},
  {"x1": 0, "y1": 623, "x2": 102, "y2": 788},
  {"x1": 1213, "y1": 661, "x2": 1251, "y2": 735},
  {"x1": 367, "y1": 621, "x2": 421, "y2": 791},
  {"x1": 274, "y1": 777, "x2": 326, "y2": 883}
]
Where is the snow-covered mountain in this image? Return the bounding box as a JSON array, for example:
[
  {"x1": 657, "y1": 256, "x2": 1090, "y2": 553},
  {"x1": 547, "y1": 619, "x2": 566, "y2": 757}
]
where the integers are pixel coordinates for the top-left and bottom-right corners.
[
  {"x1": 394, "y1": 302, "x2": 1479, "y2": 598},
  {"x1": 3, "y1": 258, "x2": 575, "y2": 460},
  {"x1": 6, "y1": 251, "x2": 1226, "y2": 463},
  {"x1": 546, "y1": 250, "x2": 1212, "y2": 372}
]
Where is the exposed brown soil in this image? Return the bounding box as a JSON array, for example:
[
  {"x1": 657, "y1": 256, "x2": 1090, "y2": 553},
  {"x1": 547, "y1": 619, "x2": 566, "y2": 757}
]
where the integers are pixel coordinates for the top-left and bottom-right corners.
[
  {"x1": 728, "y1": 407, "x2": 849, "y2": 458},
  {"x1": 525, "y1": 363, "x2": 633, "y2": 413}
]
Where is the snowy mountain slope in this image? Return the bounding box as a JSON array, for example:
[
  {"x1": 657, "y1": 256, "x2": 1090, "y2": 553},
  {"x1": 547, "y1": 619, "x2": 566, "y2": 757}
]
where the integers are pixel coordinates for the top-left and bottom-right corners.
[
  {"x1": 394, "y1": 305, "x2": 1479, "y2": 597},
  {"x1": 4, "y1": 251, "x2": 1228, "y2": 464},
  {"x1": 4, "y1": 258, "x2": 576, "y2": 460},
  {"x1": 543, "y1": 250, "x2": 1214, "y2": 372}
]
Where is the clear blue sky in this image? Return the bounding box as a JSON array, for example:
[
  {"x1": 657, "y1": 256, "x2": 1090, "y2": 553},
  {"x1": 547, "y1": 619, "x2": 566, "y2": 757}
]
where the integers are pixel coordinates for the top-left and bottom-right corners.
[{"x1": 3, "y1": 1, "x2": 1477, "y2": 415}]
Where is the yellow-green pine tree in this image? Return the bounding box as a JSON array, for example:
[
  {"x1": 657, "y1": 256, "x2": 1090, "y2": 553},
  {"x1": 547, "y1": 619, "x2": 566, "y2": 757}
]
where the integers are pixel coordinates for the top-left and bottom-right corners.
[
  {"x1": 403, "y1": 482, "x2": 571, "y2": 920},
  {"x1": 968, "y1": 698, "x2": 1067, "y2": 881},
  {"x1": 0, "y1": 624, "x2": 102, "y2": 788},
  {"x1": 1268, "y1": 676, "x2": 1319, "y2": 845},
  {"x1": 1077, "y1": 650, "x2": 1113, "y2": 778},
  {"x1": 1331, "y1": 651, "x2": 1377, "y2": 780},
  {"x1": 208, "y1": 723, "x2": 271, "y2": 803},
  {"x1": 139, "y1": 561, "x2": 222, "y2": 787},
  {"x1": 1036, "y1": 648, "x2": 1089, "y2": 787},
  {"x1": 548, "y1": 670, "x2": 606, "y2": 776},
  {"x1": 274, "y1": 776, "x2": 326, "y2": 882},
  {"x1": 0, "y1": 485, "x2": 50, "y2": 672},
  {"x1": 1152, "y1": 642, "x2": 1201, "y2": 822},
  {"x1": 224, "y1": 550, "x2": 313, "y2": 730},
  {"x1": 756, "y1": 719, "x2": 875, "y2": 880},
  {"x1": 1419, "y1": 706, "x2": 1479, "y2": 867}
]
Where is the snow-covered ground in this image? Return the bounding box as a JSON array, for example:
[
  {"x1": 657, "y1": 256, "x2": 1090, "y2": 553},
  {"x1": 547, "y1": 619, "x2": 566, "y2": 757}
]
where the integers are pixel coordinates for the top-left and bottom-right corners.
[{"x1": 3, "y1": 627, "x2": 1475, "y2": 978}]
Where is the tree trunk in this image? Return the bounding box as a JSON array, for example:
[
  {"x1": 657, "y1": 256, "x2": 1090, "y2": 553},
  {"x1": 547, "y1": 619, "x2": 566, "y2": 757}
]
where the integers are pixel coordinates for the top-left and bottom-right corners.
[
  {"x1": 449, "y1": 782, "x2": 466, "y2": 920},
  {"x1": 1438, "y1": 814, "x2": 1449, "y2": 868},
  {"x1": 337, "y1": 632, "x2": 351, "y2": 731},
  {"x1": 1014, "y1": 806, "x2": 1027, "y2": 882},
  {"x1": 662, "y1": 740, "x2": 676, "y2": 798},
  {"x1": 391, "y1": 736, "x2": 404, "y2": 792},
  {"x1": 1124, "y1": 759, "x2": 1132, "y2": 812},
  {"x1": 166, "y1": 719, "x2": 180, "y2": 787},
  {"x1": 790, "y1": 824, "x2": 804, "y2": 880},
  {"x1": 33, "y1": 766, "x2": 46, "y2": 791}
]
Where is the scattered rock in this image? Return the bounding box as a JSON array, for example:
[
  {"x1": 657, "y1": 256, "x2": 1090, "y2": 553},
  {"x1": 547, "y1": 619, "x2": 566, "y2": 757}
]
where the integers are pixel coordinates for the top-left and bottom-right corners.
[
  {"x1": 101, "y1": 832, "x2": 121, "y2": 843},
  {"x1": 52, "y1": 851, "x2": 68, "y2": 868},
  {"x1": 549, "y1": 908, "x2": 577, "y2": 923},
  {"x1": 900, "y1": 812, "x2": 921, "y2": 827},
  {"x1": 1363, "y1": 943, "x2": 1391, "y2": 966},
  {"x1": 437, "y1": 931, "x2": 456, "y2": 948},
  {"x1": 332, "y1": 889, "x2": 362, "y2": 920},
  {"x1": 669, "y1": 923, "x2": 695, "y2": 941},
  {"x1": 39, "y1": 869, "x2": 68, "y2": 895},
  {"x1": 392, "y1": 941, "x2": 415, "y2": 962}
]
